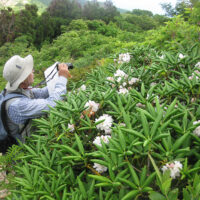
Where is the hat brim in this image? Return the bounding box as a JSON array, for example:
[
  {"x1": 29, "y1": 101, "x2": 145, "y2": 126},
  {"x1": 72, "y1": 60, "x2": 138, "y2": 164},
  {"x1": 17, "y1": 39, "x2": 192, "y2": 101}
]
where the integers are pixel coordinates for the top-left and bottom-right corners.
[{"x1": 6, "y1": 55, "x2": 33, "y2": 91}]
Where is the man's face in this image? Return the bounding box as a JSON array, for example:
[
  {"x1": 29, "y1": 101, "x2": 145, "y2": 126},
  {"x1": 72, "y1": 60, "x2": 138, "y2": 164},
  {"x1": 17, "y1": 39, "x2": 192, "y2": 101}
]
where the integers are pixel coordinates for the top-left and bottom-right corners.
[{"x1": 24, "y1": 70, "x2": 34, "y2": 86}]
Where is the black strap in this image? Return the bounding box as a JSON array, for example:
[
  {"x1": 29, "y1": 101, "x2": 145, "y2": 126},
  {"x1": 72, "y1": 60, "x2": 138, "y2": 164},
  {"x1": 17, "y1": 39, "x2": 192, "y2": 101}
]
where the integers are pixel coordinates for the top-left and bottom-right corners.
[{"x1": 33, "y1": 64, "x2": 58, "y2": 88}]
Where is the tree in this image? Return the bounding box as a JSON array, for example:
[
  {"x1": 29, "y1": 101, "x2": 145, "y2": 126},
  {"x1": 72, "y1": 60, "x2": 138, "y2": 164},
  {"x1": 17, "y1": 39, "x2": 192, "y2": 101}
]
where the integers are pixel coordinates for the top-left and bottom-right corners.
[
  {"x1": 161, "y1": 0, "x2": 193, "y2": 17},
  {"x1": 0, "y1": 7, "x2": 16, "y2": 45},
  {"x1": 101, "y1": 0, "x2": 120, "y2": 23},
  {"x1": 47, "y1": 0, "x2": 82, "y2": 20},
  {"x1": 15, "y1": 4, "x2": 38, "y2": 44},
  {"x1": 82, "y1": 0, "x2": 102, "y2": 20},
  {"x1": 132, "y1": 9, "x2": 153, "y2": 17}
]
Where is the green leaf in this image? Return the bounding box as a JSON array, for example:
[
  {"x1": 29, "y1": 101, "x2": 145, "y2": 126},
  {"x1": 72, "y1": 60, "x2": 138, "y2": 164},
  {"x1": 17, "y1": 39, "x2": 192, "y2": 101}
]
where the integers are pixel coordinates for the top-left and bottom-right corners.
[
  {"x1": 60, "y1": 145, "x2": 81, "y2": 157},
  {"x1": 143, "y1": 172, "x2": 156, "y2": 187},
  {"x1": 127, "y1": 162, "x2": 139, "y2": 186},
  {"x1": 168, "y1": 188, "x2": 179, "y2": 200},
  {"x1": 23, "y1": 144, "x2": 37, "y2": 156},
  {"x1": 77, "y1": 176, "x2": 87, "y2": 199},
  {"x1": 121, "y1": 128, "x2": 146, "y2": 140},
  {"x1": 148, "y1": 154, "x2": 162, "y2": 183},
  {"x1": 163, "y1": 98, "x2": 177, "y2": 121},
  {"x1": 140, "y1": 111, "x2": 150, "y2": 137},
  {"x1": 150, "y1": 110, "x2": 163, "y2": 138},
  {"x1": 121, "y1": 190, "x2": 139, "y2": 200},
  {"x1": 75, "y1": 134, "x2": 85, "y2": 155},
  {"x1": 140, "y1": 166, "x2": 147, "y2": 186},
  {"x1": 88, "y1": 175, "x2": 112, "y2": 183},
  {"x1": 88, "y1": 179, "x2": 95, "y2": 198},
  {"x1": 149, "y1": 191, "x2": 166, "y2": 200},
  {"x1": 118, "y1": 128, "x2": 126, "y2": 150},
  {"x1": 161, "y1": 179, "x2": 171, "y2": 196},
  {"x1": 172, "y1": 133, "x2": 189, "y2": 151},
  {"x1": 95, "y1": 183, "x2": 113, "y2": 187},
  {"x1": 118, "y1": 177, "x2": 137, "y2": 189}
]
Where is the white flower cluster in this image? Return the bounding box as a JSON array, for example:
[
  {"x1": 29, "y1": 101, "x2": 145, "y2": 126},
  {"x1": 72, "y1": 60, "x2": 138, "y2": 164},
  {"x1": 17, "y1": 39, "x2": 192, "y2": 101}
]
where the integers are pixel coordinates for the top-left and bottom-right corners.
[
  {"x1": 84, "y1": 100, "x2": 99, "y2": 114},
  {"x1": 93, "y1": 135, "x2": 111, "y2": 147},
  {"x1": 95, "y1": 114, "x2": 113, "y2": 134},
  {"x1": 193, "y1": 120, "x2": 200, "y2": 137},
  {"x1": 106, "y1": 69, "x2": 140, "y2": 95},
  {"x1": 162, "y1": 161, "x2": 183, "y2": 179},
  {"x1": 188, "y1": 70, "x2": 200, "y2": 80},
  {"x1": 128, "y1": 77, "x2": 140, "y2": 85},
  {"x1": 118, "y1": 87, "x2": 129, "y2": 94},
  {"x1": 93, "y1": 163, "x2": 107, "y2": 173},
  {"x1": 118, "y1": 53, "x2": 131, "y2": 64},
  {"x1": 68, "y1": 123, "x2": 75, "y2": 132},
  {"x1": 114, "y1": 69, "x2": 128, "y2": 82}
]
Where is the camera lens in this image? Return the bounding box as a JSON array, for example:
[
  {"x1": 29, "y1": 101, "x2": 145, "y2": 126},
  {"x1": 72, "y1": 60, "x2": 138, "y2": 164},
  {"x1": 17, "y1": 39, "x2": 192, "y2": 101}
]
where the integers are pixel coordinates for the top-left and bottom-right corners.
[
  {"x1": 65, "y1": 63, "x2": 73, "y2": 70},
  {"x1": 56, "y1": 62, "x2": 74, "y2": 70}
]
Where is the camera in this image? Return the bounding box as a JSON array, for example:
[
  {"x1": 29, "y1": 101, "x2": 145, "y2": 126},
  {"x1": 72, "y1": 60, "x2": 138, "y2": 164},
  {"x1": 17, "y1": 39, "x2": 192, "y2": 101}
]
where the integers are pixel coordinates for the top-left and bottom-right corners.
[{"x1": 56, "y1": 62, "x2": 74, "y2": 70}]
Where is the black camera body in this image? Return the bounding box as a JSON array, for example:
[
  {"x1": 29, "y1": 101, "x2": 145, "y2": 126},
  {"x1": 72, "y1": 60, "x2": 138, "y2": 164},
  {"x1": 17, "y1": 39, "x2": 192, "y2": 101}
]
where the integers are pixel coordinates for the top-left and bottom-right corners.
[{"x1": 56, "y1": 62, "x2": 74, "y2": 70}]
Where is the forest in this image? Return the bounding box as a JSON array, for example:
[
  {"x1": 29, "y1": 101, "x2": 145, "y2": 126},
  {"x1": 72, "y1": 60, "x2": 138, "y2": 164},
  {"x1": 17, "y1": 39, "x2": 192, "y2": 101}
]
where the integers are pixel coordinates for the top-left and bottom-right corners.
[{"x1": 0, "y1": 0, "x2": 200, "y2": 199}]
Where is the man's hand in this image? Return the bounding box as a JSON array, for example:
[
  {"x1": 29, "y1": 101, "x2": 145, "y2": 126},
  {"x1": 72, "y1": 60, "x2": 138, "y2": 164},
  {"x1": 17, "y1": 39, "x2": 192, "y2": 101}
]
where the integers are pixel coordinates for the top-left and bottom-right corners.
[{"x1": 58, "y1": 63, "x2": 72, "y2": 79}]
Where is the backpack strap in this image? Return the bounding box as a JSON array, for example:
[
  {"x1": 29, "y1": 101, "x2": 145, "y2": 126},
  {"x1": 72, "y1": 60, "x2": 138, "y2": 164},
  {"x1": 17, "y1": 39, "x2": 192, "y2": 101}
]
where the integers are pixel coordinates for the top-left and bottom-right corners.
[{"x1": 1, "y1": 96, "x2": 30, "y2": 139}]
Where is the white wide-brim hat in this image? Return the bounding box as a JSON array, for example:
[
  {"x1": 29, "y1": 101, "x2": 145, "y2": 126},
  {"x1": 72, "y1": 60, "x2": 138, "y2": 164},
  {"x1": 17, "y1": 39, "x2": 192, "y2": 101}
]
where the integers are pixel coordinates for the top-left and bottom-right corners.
[{"x1": 3, "y1": 55, "x2": 33, "y2": 91}]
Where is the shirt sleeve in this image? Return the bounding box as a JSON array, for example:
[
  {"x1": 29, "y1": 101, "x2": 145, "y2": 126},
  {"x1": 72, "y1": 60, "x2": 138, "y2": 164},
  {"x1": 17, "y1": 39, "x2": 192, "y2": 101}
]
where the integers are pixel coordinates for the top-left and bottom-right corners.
[
  {"x1": 32, "y1": 87, "x2": 49, "y2": 99},
  {"x1": 8, "y1": 76, "x2": 68, "y2": 124}
]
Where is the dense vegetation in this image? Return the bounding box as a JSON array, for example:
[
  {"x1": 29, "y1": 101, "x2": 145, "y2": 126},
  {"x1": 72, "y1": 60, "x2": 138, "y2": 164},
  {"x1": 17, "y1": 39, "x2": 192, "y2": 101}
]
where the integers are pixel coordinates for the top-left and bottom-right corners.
[{"x1": 0, "y1": 0, "x2": 200, "y2": 199}]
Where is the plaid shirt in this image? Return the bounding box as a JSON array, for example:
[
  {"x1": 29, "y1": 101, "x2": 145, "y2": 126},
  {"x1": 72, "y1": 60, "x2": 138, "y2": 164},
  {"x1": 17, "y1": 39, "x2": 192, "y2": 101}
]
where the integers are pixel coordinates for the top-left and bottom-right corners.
[{"x1": 7, "y1": 76, "x2": 67, "y2": 124}]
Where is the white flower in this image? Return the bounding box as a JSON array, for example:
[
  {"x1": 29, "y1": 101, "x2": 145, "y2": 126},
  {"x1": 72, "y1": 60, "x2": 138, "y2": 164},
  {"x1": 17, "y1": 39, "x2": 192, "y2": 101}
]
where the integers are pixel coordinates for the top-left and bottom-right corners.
[
  {"x1": 191, "y1": 97, "x2": 196, "y2": 103},
  {"x1": 78, "y1": 84, "x2": 86, "y2": 91},
  {"x1": 195, "y1": 62, "x2": 200, "y2": 68},
  {"x1": 93, "y1": 135, "x2": 111, "y2": 146},
  {"x1": 193, "y1": 120, "x2": 200, "y2": 137},
  {"x1": 136, "y1": 103, "x2": 145, "y2": 108},
  {"x1": 84, "y1": 100, "x2": 99, "y2": 113},
  {"x1": 93, "y1": 163, "x2": 107, "y2": 173},
  {"x1": 150, "y1": 82, "x2": 156, "y2": 87},
  {"x1": 114, "y1": 69, "x2": 128, "y2": 79},
  {"x1": 119, "y1": 123, "x2": 126, "y2": 127},
  {"x1": 117, "y1": 77, "x2": 122, "y2": 83},
  {"x1": 68, "y1": 123, "x2": 75, "y2": 132},
  {"x1": 118, "y1": 53, "x2": 131, "y2": 64},
  {"x1": 161, "y1": 161, "x2": 183, "y2": 179},
  {"x1": 128, "y1": 77, "x2": 139, "y2": 85},
  {"x1": 189, "y1": 75, "x2": 193, "y2": 80},
  {"x1": 107, "y1": 77, "x2": 114, "y2": 82},
  {"x1": 160, "y1": 55, "x2": 164, "y2": 59},
  {"x1": 122, "y1": 82, "x2": 127, "y2": 87},
  {"x1": 95, "y1": 114, "x2": 113, "y2": 134},
  {"x1": 179, "y1": 53, "x2": 185, "y2": 59},
  {"x1": 118, "y1": 88, "x2": 129, "y2": 94},
  {"x1": 189, "y1": 71, "x2": 200, "y2": 80}
]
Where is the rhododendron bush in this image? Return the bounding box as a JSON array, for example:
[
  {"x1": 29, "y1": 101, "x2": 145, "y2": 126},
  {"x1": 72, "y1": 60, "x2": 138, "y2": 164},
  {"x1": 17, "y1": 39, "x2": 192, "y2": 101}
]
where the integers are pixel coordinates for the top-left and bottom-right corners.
[{"x1": 3, "y1": 45, "x2": 200, "y2": 199}]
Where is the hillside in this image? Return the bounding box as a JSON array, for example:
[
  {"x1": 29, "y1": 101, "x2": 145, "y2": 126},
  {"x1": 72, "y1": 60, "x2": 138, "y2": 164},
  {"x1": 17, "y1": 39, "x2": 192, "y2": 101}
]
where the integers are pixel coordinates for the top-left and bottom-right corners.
[
  {"x1": 0, "y1": 0, "x2": 52, "y2": 12},
  {"x1": 0, "y1": 0, "x2": 128, "y2": 13}
]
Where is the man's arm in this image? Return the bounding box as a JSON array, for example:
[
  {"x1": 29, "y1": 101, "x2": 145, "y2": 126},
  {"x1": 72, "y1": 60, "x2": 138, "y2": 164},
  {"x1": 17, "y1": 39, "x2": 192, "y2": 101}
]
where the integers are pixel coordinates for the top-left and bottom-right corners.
[
  {"x1": 8, "y1": 76, "x2": 67, "y2": 124},
  {"x1": 32, "y1": 87, "x2": 49, "y2": 99}
]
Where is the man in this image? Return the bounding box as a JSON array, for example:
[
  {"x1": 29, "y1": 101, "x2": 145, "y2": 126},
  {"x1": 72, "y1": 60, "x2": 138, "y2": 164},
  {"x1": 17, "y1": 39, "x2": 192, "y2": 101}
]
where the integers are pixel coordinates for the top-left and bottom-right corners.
[{"x1": 2, "y1": 54, "x2": 71, "y2": 145}]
